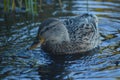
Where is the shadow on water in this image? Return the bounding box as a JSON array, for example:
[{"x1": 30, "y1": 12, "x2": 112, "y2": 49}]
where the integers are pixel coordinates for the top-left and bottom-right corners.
[
  {"x1": 38, "y1": 48, "x2": 98, "y2": 80},
  {"x1": 0, "y1": 0, "x2": 120, "y2": 80}
]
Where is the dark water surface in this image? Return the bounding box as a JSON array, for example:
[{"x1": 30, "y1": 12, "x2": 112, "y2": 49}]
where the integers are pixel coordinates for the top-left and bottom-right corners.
[{"x1": 0, "y1": 0, "x2": 120, "y2": 80}]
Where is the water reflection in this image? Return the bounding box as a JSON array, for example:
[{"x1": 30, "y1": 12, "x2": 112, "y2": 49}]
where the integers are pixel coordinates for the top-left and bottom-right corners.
[
  {"x1": 0, "y1": 0, "x2": 120, "y2": 80},
  {"x1": 39, "y1": 50, "x2": 97, "y2": 80},
  {"x1": 38, "y1": 48, "x2": 120, "y2": 80}
]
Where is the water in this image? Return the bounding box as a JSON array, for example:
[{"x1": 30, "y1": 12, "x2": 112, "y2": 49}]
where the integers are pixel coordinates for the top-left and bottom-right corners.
[{"x1": 0, "y1": 0, "x2": 120, "y2": 80}]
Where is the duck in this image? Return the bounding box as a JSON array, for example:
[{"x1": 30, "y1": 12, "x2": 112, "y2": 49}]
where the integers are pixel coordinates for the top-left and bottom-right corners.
[{"x1": 28, "y1": 13, "x2": 100, "y2": 54}]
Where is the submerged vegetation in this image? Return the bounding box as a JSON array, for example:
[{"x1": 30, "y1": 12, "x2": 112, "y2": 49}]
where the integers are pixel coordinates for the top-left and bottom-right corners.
[
  {"x1": 2, "y1": 0, "x2": 62, "y2": 15},
  {"x1": 1, "y1": 0, "x2": 63, "y2": 24}
]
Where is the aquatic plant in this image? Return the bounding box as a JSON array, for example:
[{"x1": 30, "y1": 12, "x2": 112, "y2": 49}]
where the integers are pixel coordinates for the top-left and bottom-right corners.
[
  {"x1": 3, "y1": 0, "x2": 10, "y2": 13},
  {"x1": 3, "y1": 0, "x2": 62, "y2": 15}
]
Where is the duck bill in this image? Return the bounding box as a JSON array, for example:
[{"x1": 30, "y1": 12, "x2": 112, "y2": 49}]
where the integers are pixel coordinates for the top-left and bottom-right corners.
[
  {"x1": 28, "y1": 40, "x2": 41, "y2": 50},
  {"x1": 28, "y1": 37, "x2": 45, "y2": 50}
]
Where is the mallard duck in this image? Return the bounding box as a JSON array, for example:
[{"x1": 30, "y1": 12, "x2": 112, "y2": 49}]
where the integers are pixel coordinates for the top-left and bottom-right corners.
[{"x1": 28, "y1": 13, "x2": 100, "y2": 54}]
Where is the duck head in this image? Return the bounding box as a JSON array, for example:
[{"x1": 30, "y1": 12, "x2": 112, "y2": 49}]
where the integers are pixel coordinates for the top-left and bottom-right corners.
[{"x1": 28, "y1": 18, "x2": 70, "y2": 50}]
